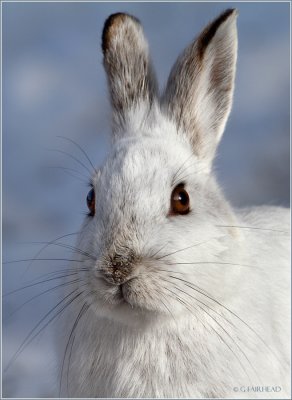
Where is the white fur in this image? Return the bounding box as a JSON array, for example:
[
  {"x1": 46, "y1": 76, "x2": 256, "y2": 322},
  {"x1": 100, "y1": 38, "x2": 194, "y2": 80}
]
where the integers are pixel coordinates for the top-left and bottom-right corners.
[{"x1": 56, "y1": 11, "x2": 290, "y2": 399}]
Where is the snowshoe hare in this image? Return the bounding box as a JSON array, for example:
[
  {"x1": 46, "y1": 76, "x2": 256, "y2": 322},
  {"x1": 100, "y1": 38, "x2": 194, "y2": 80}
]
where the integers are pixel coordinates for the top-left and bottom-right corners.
[{"x1": 58, "y1": 9, "x2": 290, "y2": 398}]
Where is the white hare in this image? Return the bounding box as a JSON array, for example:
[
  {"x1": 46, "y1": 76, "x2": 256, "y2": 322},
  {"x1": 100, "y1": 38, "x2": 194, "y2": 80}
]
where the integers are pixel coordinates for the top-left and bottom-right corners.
[{"x1": 58, "y1": 9, "x2": 290, "y2": 398}]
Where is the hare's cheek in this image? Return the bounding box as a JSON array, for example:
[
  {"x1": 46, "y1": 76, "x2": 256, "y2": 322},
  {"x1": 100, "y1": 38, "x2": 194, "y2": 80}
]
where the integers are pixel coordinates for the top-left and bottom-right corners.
[
  {"x1": 121, "y1": 279, "x2": 163, "y2": 312},
  {"x1": 84, "y1": 274, "x2": 124, "y2": 308}
]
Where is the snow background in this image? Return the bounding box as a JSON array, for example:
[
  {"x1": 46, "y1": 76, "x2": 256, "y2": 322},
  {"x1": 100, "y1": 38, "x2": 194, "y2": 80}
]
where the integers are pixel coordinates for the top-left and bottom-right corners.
[{"x1": 2, "y1": 2, "x2": 290, "y2": 398}]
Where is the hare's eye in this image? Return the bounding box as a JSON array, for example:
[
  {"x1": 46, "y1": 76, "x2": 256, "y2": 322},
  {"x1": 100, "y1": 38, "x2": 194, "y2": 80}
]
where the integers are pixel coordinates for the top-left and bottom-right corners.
[
  {"x1": 87, "y1": 188, "x2": 95, "y2": 216},
  {"x1": 170, "y1": 184, "x2": 190, "y2": 215}
]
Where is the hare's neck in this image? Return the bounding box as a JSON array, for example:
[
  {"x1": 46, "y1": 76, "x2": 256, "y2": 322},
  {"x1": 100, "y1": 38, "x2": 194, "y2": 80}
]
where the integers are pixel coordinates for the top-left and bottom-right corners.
[{"x1": 74, "y1": 311, "x2": 213, "y2": 378}]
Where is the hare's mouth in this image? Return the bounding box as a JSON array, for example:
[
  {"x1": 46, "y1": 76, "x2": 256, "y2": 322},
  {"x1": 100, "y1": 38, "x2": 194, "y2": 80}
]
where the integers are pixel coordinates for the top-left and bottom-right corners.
[
  {"x1": 108, "y1": 278, "x2": 149, "y2": 311},
  {"x1": 114, "y1": 283, "x2": 129, "y2": 304},
  {"x1": 118, "y1": 279, "x2": 138, "y2": 305},
  {"x1": 97, "y1": 277, "x2": 140, "y2": 308},
  {"x1": 94, "y1": 271, "x2": 163, "y2": 315}
]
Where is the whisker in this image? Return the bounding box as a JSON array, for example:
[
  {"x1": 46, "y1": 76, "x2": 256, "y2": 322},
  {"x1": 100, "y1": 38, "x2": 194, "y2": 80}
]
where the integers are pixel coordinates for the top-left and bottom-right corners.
[
  {"x1": 3, "y1": 272, "x2": 89, "y2": 297},
  {"x1": 167, "y1": 274, "x2": 233, "y2": 322},
  {"x1": 163, "y1": 284, "x2": 252, "y2": 382},
  {"x1": 161, "y1": 285, "x2": 200, "y2": 323},
  {"x1": 156, "y1": 286, "x2": 177, "y2": 325},
  {"x1": 166, "y1": 274, "x2": 283, "y2": 366},
  {"x1": 59, "y1": 302, "x2": 90, "y2": 397},
  {"x1": 47, "y1": 148, "x2": 92, "y2": 176},
  {"x1": 26, "y1": 241, "x2": 96, "y2": 261},
  {"x1": 45, "y1": 165, "x2": 89, "y2": 180},
  {"x1": 4, "y1": 278, "x2": 83, "y2": 322},
  {"x1": 174, "y1": 163, "x2": 208, "y2": 186},
  {"x1": 3, "y1": 258, "x2": 84, "y2": 265},
  {"x1": 215, "y1": 224, "x2": 289, "y2": 235},
  {"x1": 156, "y1": 239, "x2": 213, "y2": 260},
  {"x1": 4, "y1": 288, "x2": 85, "y2": 372},
  {"x1": 66, "y1": 330, "x2": 76, "y2": 397},
  {"x1": 17, "y1": 232, "x2": 80, "y2": 247},
  {"x1": 26, "y1": 267, "x2": 91, "y2": 284},
  {"x1": 148, "y1": 243, "x2": 169, "y2": 259},
  {"x1": 57, "y1": 136, "x2": 97, "y2": 174},
  {"x1": 65, "y1": 295, "x2": 93, "y2": 397},
  {"x1": 172, "y1": 154, "x2": 193, "y2": 185},
  {"x1": 174, "y1": 170, "x2": 202, "y2": 183},
  {"x1": 167, "y1": 261, "x2": 259, "y2": 270},
  {"x1": 17, "y1": 231, "x2": 80, "y2": 277},
  {"x1": 45, "y1": 166, "x2": 89, "y2": 184},
  {"x1": 165, "y1": 278, "x2": 259, "y2": 382},
  {"x1": 163, "y1": 280, "x2": 246, "y2": 375}
]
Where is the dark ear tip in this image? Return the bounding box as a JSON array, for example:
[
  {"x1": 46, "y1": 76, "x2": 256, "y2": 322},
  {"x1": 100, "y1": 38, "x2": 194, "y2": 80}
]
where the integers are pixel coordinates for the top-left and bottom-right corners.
[
  {"x1": 222, "y1": 8, "x2": 238, "y2": 19},
  {"x1": 102, "y1": 13, "x2": 141, "y2": 54},
  {"x1": 212, "y1": 8, "x2": 238, "y2": 30},
  {"x1": 197, "y1": 8, "x2": 238, "y2": 59}
]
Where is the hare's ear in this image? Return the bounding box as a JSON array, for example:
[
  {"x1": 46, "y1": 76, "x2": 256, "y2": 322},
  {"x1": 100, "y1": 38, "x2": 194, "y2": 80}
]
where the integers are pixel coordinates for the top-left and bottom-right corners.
[
  {"x1": 162, "y1": 9, "x2": 238, "y2": 165},
  {"x1": 102, "y1": 13, "x2": 158, "y2": 137}
]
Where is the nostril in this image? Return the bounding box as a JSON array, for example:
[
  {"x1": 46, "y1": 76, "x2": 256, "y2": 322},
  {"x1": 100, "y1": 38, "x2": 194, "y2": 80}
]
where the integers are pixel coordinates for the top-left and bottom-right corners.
[{"x1": 112, "y1": 259, "x2": 123, "y2": 269}]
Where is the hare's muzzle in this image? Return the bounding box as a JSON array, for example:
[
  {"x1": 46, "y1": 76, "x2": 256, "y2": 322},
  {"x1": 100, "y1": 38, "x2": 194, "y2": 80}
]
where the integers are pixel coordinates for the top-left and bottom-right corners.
[{"x1": 101, "y1": 250, "x2": 139, "y2": 285}]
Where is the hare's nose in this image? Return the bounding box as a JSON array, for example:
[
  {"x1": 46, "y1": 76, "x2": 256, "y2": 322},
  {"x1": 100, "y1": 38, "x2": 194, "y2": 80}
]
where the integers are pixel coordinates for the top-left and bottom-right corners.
[{"x1": 102, "y1": 251, "x2": 137, "y2": 284}]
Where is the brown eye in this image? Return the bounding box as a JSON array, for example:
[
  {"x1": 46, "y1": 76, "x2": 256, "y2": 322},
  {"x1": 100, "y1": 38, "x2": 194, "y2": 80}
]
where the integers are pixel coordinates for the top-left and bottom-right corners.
[
  {"x1": 87, "y1": 187, "x2": 95, "y2": 216},
  {"x1": 170, "y1": 184, "x2": 190, "y2": 215}
]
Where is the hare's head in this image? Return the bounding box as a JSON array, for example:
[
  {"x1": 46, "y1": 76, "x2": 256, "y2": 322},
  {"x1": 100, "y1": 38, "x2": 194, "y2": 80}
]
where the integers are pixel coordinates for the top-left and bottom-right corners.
[{"x1": 76, "y1": 10, "x2": 239, "y2": 325}]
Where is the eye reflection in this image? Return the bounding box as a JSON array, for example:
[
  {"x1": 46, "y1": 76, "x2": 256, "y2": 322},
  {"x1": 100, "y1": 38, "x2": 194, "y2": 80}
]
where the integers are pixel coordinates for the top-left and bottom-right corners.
[{"x1": 170, "y1": 184, "x2": 190, "y2": 215}]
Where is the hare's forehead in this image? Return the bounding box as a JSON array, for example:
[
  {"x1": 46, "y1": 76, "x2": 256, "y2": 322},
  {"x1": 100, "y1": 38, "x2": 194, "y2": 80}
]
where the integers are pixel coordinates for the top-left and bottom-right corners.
[{"x1": 100, "y1": 138, "x2": 193, "y2": 183}]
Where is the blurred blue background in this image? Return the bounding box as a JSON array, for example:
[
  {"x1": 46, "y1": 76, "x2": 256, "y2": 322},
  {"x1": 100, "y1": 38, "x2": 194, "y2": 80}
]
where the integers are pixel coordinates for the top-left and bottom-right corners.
[{"x1": 2, "y1": 2, "x2": 290, "y2": 397}]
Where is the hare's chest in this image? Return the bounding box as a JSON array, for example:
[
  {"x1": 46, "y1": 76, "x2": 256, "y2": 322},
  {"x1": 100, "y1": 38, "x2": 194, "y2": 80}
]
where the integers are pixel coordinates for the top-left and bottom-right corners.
[{"x1": 66, "y1": 317, "x2": 242, "y2": 398}]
